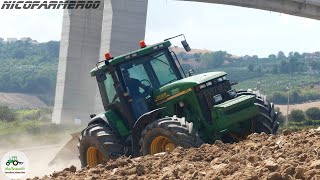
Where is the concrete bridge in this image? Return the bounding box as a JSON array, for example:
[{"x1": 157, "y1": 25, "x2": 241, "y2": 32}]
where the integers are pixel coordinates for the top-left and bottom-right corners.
[{"x1": 52, "y1": 0, "x2": 320, "y2": 124}]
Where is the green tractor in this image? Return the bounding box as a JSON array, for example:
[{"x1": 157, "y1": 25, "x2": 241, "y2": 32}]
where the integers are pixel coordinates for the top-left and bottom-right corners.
[
  {"x1": 6, "y1": 156, "x2": 23, "y2": 166},
  {"x1": 78, "y1": 35, "x2": 279, "y2": 167}
]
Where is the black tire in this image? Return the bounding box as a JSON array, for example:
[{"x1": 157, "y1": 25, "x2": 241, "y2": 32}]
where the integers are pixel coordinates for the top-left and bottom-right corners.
[
  {"x1": 78, "y1": 123, "x2": 124, "y2": 167},
  {"x1": 6, "y1": 162, "x2": 10, "y2": 166},
  {"x1": 13, "y1": 160, "x2": 18, "y2": 166},
  {"x1": 139, "y1": 116, "x2": 203, "y2": 155},
  {"x1": 237, "y1": 90, "x2": 280, "y2": 134}
]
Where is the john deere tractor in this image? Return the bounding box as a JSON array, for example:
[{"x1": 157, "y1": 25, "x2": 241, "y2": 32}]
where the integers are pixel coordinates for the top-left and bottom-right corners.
[{"x1": 78, "y1": 35, "x2": 279, "y2": 167}]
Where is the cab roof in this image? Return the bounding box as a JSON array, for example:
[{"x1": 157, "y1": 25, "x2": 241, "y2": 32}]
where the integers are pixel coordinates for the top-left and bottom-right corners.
[{"x1": 90, "y1": 41, "x2": 172, "y2": 76}]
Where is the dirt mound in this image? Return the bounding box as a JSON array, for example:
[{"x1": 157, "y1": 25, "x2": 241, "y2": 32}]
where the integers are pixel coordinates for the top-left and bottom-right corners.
[{"x1": 31, "y1": 128, "x2": 320, "y2": 180}]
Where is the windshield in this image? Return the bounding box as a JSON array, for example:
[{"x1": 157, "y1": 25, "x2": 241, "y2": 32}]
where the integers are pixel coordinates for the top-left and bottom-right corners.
[
  {"x1": 118, "y1": 50, "x2": 182, "y2": 95},
  {"x1": 149, "y1": 52, "x2": 180, "y2": 86}
]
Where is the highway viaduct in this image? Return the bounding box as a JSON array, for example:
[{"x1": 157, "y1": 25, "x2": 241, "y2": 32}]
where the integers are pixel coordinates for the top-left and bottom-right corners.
[{"x1": 52, "y1": 0, "x2": 320, "y2": 124}]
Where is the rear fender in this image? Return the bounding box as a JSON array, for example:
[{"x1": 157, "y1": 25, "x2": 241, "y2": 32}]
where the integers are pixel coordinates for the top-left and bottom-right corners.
[{"x1": 131, "y1": 108, "x2": 165, "y2": 156}]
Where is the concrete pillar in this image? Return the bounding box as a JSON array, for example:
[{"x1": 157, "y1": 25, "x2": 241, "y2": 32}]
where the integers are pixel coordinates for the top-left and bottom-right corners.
[
  {"x1": 99, "y1": 0, "x2": 149, "y2": 58},
  {"x1": 53, "y1": 0, "x2": 148, "y2": 124},
  {"x1": 95, "y1": 0, "x2": 148, "y2": 113}
]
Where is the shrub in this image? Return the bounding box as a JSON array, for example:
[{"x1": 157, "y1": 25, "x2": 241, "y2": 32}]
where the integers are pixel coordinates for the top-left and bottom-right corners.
[
  {"x1": 305, "y1": 107, "x2": 320, "y2": 120},
  {"x1": 0, "y1": 106, "x2": 17, "y2": 122},
  {"x1": 289, "y1": 109, "x2": 306, "y2": 122}
]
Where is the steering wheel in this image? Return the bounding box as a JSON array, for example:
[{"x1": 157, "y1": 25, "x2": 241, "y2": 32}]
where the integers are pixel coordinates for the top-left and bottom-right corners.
[
  {"x1": 140, "y1": 79, "x2": 153, "y2": 96},
  {"x1": 140, "y1": 79, "x2": 151, "y2": 87}
]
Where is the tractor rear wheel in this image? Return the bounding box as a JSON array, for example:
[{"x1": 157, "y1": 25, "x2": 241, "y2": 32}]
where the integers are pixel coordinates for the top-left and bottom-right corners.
[
  {"x1": 13, "y1": 161, "x2": 18, "y2": 166},
  {"x1": 237, "y1": 90, "x2": 279, "y2": 134},
  {"x1": 139, "y1": 116, "x2": 203, "y2": 155},
  {"x1": 78, "y1": 124, "x2": 124, "y2": 168}
]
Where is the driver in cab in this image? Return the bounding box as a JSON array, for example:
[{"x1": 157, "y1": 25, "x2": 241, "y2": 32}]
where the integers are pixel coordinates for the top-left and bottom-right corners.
[
  {"x1": 122, "y1": 69, "x2": 150, "y2": 118},
  {"x1": 122, "y1": 70, "x2": 149, "y2": 97}
]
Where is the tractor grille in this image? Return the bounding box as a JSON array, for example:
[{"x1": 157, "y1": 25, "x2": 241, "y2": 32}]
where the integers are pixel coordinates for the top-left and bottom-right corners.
[
  {"x1": 199, "y1": 80, "x2": 231, "y2": 108},
  {"x1": 197, "y1": 80, "x2": 231, "y2": 123}
]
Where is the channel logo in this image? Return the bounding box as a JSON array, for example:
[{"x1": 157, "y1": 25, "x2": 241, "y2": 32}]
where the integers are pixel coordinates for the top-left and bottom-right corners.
[{"x1": 1, "y1": 151, "x2": 29, "y2": 179}]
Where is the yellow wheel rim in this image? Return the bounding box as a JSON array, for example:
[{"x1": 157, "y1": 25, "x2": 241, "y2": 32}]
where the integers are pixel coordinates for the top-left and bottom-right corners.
[
  {"x1": 86, "y1": 147, "x2": 105, "y2": 167},
  {"x1": 150, "y1": 136, "x2": 176, "y2": 155}
]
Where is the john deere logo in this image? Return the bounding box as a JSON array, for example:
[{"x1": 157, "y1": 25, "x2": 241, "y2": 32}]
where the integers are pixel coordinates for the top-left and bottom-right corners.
[{"x1": 1, "y1": 151, "x2": 29, "y2": 179}]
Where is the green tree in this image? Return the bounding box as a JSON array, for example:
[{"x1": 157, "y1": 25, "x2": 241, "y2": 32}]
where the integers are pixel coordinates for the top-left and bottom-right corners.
[
  {"x1": 289, "y1": 57, "x2": 298, "y2": 73},
  {"x1": 277, "y1": 51, "x2": 286, "y2": 59},
  {"x1": 201, "y1": 51, "x2": 227, "y2": 68},
  {"x1": 289, "y1": 109, "x2": 306, "y2": 122},
  {"x1": 0, "y1": 106, "x2": 16, "y2": 122},
  {"x1": 248, "y1": 64, "x2": 254, "y2": 72},
  {"x1": 279, "y1": 60, "x2": 289, "y2": 73},
  {"x1": 271, "y1": 64, "x2": 278, "y2": 74},
  {"x1": 252, "y1": 55, "x2": 258, "y2": 60},
  {"x1": 294, "y1": 52, "x2": 301, "y2": 59},
  {"x1": 305, "y1": 107, "x2": 320, "y2": 120},
  {"x1": 256, "y1": 66, "x2": 262, "y2": 73},
  {"x1": 268, "y1": 54, "x2": 276, "y2": 59},
  {"x1": 310, "y1": 61, "x2": 320, "y2": 71}
]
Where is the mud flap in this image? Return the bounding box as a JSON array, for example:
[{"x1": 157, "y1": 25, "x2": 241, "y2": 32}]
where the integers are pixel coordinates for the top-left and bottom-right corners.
[{"x1": 48, "y1": 132, "x2": 80, "y2": 166}]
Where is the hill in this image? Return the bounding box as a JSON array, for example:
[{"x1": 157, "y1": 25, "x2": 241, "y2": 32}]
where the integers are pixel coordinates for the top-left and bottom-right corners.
[
  {"x1": 0, "y1": 92, "x2": 47, "y2": 109},
  {"x1": 0, "y1": 40, "x2": 59, "y2": 106}
]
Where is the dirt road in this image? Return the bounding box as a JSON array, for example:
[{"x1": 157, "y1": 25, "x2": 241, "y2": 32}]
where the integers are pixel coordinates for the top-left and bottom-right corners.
[
  {"x1": 28, "y1": 128, "x2": 320, "y2": 180},
  {"x1": 275, "y1": 100, "x2": 320, "y2": 116}
]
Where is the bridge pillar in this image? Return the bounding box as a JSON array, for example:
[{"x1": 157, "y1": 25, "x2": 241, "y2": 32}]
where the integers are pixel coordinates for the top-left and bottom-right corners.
[{"x1": 52, "y1": 0, "x2": 148, "y2": 124}]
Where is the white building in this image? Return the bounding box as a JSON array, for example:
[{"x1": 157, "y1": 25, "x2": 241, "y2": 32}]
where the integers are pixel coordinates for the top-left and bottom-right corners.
[
  {"x1": 7, "y1": 38, "x2": 17, "y2": 43},
  {"x1": 20, "y1": 37, "x2": 32, "y2": 42}
]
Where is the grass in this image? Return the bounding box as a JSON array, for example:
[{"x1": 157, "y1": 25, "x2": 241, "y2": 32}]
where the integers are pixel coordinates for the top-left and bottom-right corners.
[
  {"x1": 278, "y1": 119, "x2": 320, "y2": 132},
  {"x1": 0, "y1": 119, "x2": 44, "y2": 135}
]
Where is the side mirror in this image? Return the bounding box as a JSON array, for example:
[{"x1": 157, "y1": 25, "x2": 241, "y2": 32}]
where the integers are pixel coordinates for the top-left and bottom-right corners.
[
  {"x1": 96, "y1": 69, "x2": 106, "y2": 82},
  {"x1": 181, "y1": 40, "x2": 191, "y2": 52},
  {"x1": 188, "y1": 69, "x2": 194, "y2": 76}
]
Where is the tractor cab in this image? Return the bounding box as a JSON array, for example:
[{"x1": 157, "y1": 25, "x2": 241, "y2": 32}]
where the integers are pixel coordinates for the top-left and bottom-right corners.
[
  {"x1": 117, "y1": 49, "x2": 183, "y2": 118},
  {"x1": 91, "y1": 40, "x2": 185, "y2": 126}
]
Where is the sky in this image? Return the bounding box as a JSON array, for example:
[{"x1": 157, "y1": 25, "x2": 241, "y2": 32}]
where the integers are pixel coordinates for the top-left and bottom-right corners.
[{"x1": 0, "y1": 0, "x2": 320, "y2": 57}]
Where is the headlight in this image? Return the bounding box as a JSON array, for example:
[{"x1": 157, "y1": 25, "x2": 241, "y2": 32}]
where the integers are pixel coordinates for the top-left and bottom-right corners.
[
  {"x1": 213, "y1": 94, "x2": 223, "y2": 103},
  {"x1": 206, "y1": 81, "x2": 213, "y2": 86},
  {"x1": 199, "y1": 84, "x2": 206, "y2": 89},
  {"x1": 217, "y1": 77, "x2": 223, "y2": 82},
  {"x1": 223, "y1": 76, "x2": 227, "y2": 80},
  {"x1": 228, "y1": 89, "x2": 237, "y2": 98}
]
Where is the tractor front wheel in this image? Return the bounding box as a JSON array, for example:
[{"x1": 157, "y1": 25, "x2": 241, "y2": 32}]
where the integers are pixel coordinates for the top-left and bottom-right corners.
[
  {"x1": 237, "y1": 90, "x2": 279, "y2": 134},
  {"x1": 78, "y1": 124, "x2": 124, "y2": 168},
  {"x1": 139, "y1": 116, "x2": 203, "y2": 155}
]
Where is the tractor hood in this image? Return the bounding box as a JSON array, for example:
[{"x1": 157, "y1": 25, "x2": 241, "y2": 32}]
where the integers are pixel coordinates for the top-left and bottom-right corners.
[{"x1": 153, "y1": 72, "x2": 226, "y2": 102}]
